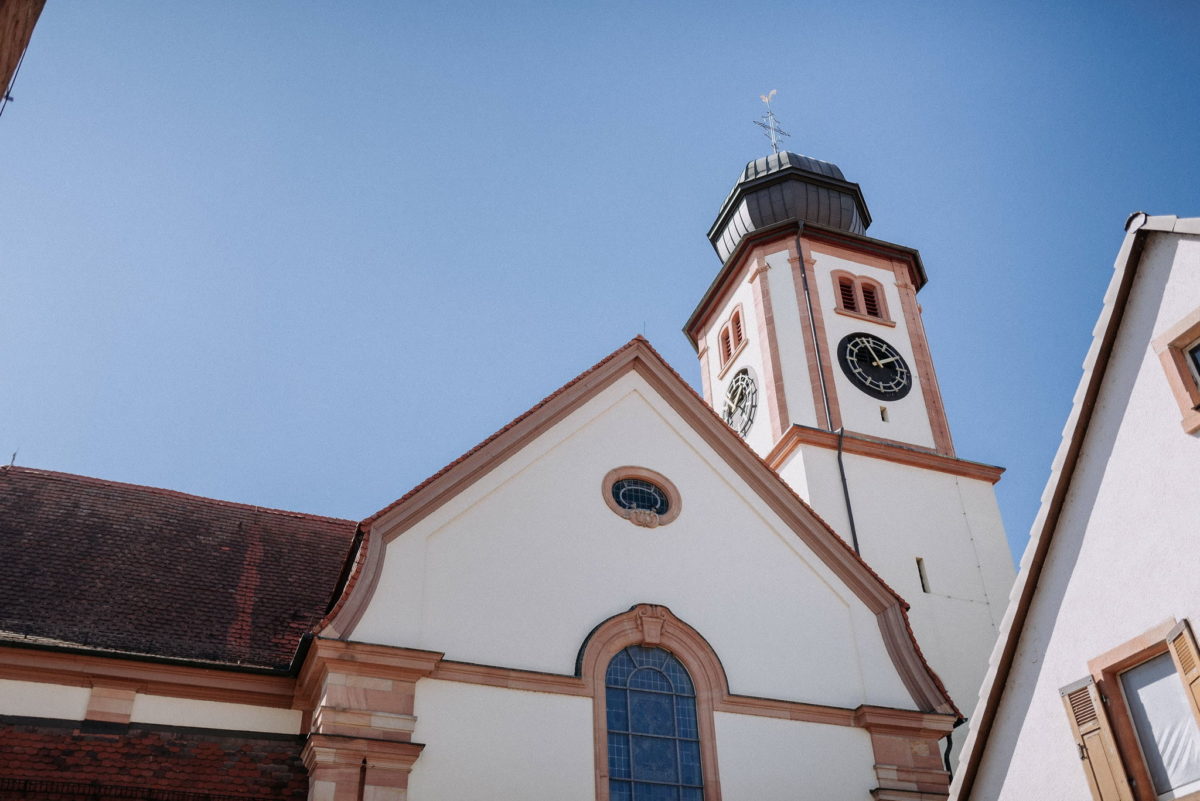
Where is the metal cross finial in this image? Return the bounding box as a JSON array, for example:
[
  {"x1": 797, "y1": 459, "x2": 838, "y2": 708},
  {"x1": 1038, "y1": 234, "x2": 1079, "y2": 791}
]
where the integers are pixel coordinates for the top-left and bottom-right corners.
[{"x1": 753, "y1": 89, "x2": 790, "y2": 155}]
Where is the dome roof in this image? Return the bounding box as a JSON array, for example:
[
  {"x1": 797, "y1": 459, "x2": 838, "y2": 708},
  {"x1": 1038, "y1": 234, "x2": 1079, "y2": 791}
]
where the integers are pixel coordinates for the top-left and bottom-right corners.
[
  {"x1": 708, "y1": 151, "x2": 871, "y2": 262},
  {"x1": 739, "y1": 151, "x2": 846, "y2": 183}
]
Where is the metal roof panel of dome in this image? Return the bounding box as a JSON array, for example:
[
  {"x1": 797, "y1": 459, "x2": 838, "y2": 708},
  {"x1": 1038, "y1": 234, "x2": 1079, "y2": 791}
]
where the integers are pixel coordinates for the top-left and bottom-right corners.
[
  {"x1": 739, "y1": 151, "x2": 846, "y2": 183},
  {"x1": 707, "y1": 152, "x2": 871, "y2": 259}
]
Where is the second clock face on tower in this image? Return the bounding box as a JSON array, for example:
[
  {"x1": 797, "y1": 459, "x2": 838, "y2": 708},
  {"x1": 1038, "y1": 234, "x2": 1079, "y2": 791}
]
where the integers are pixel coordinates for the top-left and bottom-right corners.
[
  {"x1": 722, "y1": 369, "x2": 758, "y2": 437},
  {"x1": 836, "y1": 333, "x2": 913, "y2": 401}
]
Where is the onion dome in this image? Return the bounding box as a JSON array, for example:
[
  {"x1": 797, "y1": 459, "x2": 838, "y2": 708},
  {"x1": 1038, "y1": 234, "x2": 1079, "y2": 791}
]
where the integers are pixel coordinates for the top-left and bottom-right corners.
[{"x1": 708, "y1": 151, "x2": 872, "y2": 262}]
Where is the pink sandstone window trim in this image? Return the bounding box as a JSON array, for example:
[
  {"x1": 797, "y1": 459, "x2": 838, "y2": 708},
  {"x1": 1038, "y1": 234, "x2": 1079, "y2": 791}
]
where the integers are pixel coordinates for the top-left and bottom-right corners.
[
  {"x1": 1077, "y1": 618, "x2": 1200, "y2": 801},
  {"x1": 1152, "y1": 307, "x2": 1200, "y2": 434},
  {"x1": 831, "y1": 270, "x2": 894, "y2": 326},
  {"x1": 715, "y1": 305, "x2": 750, "y2": 378},
  {"x1": 601, "y1": 466, "x2": 683, "y2": 528},
  {"x1": 580, "y1": 604, "x2": 724, "y2": 801}
]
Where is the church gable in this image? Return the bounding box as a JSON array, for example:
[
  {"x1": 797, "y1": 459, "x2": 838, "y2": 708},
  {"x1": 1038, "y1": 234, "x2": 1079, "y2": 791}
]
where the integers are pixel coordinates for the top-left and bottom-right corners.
[{"x1": 324, "y1": 338, "x2": 953, "y2": 717}]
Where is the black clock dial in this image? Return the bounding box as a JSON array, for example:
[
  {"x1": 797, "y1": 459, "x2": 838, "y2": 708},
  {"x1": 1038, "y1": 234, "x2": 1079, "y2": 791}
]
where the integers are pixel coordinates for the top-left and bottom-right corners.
[
  {"x1": 722, "y1": 369, "x2": 758, "y2": 437},
  {"x1": 836, "y1": 333, "x2": 912, "y2": 401}
]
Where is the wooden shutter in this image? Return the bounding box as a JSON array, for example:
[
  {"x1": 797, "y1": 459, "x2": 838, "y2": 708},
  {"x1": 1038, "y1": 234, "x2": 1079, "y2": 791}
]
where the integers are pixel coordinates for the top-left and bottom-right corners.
[
  {"x1": 1060, "y1": 677, "x2": 1133, "y2": 801},
  {"x1": 1168, "y1": 620, "x2": 1200, "y2": 727}
]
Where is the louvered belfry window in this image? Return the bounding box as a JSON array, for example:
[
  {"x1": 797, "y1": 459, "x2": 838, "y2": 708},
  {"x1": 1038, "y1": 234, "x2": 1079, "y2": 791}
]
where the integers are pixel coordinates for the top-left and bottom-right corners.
[
  {"x1": 716, "y1": 306, "x2": 747, "y2": 368},
  {"x1": 862, "y1": 284, "x2": 882, "y2": 318},
  {"x1": 839, "y1": 278, "x2": 858, "y2": 313},
  {"x1": 835, "y1": 274, "x2": 889, "y2": 322}
]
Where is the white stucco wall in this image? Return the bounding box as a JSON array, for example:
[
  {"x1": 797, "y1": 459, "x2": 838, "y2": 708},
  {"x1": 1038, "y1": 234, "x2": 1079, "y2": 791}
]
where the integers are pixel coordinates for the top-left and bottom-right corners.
[
  {"x1": 130, "y1": 694, "x2": 302, "y2": 734},
  {"x1": 762, "y1": 247, "x2": 821, "y2": 431},
  {"x1": 713, "y1": 711, "x2": 877, "y2": 799},
  {"x1": 353, "y1": 370, "x2": 916, "y2": 712},
  {"x1": 808, "y1": 246, "x2": 936, "y2": 448},
  {"x1": 406, "y1": 677, "x2": 879, "y2": 801},
  {"x1": 408, "y1": 679, "x2": 595, "y2": 800},
  {"x1": 778, "y1": 443, "x2": 1013, "y2": 760},
  {"x1": 0, "y1": 678, "x2": 89, "y2": 720},
  {"x1": 965, "y1": 231, "x2": 1200, "y2": 799}
]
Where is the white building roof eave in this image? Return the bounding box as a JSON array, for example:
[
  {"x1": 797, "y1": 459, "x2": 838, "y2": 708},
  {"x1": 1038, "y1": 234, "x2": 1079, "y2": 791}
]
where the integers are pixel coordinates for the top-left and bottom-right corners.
[{"x1": 950, "y1": 213, "x2": 1200, "y2": 799}]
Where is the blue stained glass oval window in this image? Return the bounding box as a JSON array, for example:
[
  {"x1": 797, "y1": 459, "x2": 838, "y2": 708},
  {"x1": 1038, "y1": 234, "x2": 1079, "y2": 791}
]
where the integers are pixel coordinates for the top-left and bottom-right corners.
[
  {"x1": 611, "y1": 479, "x2": 670, "y2": 515},
  {"x1": 605, "y1": 646, "x2": 703, "y2": 799}
]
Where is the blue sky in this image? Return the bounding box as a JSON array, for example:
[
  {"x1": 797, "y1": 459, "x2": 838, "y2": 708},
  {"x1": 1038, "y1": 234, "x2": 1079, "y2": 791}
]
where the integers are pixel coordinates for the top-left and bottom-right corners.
[{"x1": 2, "y1": 1, "x2": 1197, "y2": 561}]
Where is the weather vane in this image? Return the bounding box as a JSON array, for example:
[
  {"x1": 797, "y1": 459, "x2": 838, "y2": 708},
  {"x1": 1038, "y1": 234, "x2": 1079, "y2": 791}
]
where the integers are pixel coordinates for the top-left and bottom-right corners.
[{"x1": 753, "y1": 89, "x2": 790, "y2": 155}]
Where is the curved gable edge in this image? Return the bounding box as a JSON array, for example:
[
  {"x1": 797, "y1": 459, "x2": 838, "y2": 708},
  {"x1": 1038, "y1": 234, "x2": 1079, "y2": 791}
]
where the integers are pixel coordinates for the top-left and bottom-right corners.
[{"x1": 315, "y1": 336, "x2": 958, "y2": 717}]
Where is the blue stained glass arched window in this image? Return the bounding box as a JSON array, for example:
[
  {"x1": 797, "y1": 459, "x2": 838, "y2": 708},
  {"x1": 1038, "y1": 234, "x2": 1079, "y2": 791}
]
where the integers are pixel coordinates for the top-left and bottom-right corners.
[{"x1": 605, "y1": 645, "x2": 703, "y2": 801}]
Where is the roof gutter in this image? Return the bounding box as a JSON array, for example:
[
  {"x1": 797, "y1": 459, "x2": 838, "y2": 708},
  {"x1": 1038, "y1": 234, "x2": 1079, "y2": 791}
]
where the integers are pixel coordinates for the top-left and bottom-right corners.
[{"x1": 0, "y1": 636, "x2": 296, "y2": 676}]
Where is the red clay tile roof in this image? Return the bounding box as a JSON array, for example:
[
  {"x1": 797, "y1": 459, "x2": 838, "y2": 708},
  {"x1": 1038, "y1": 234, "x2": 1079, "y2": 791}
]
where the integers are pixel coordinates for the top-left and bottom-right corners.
[
  {"x1": 0, "y1": 466, "x2": 357, "y2": 670},
  {"x1": 0, "y1": 719, "x2": 306, "y2": 799}
]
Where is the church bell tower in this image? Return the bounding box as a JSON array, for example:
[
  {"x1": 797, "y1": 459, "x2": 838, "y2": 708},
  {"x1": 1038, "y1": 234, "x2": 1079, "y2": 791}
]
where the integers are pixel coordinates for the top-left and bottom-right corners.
[{"x1": 685, "y1": 151, "x2": 1015, "y2": 749}]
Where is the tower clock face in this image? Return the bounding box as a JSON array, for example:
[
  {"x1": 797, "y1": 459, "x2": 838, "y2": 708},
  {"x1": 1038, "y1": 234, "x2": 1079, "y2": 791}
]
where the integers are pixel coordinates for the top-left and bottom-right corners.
[
  {"x1": 722, "y1": 369, "x2": 758, "y2": 437},
  {"x1": 836, "y1": 333, "x2": 913, "y2": 401}
]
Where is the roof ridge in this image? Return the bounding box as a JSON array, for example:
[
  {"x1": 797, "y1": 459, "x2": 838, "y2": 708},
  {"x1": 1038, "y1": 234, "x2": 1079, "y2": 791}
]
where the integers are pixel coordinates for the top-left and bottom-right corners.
[{"x1": 0, "y1": 464, "x2": 356, "y2": 526}]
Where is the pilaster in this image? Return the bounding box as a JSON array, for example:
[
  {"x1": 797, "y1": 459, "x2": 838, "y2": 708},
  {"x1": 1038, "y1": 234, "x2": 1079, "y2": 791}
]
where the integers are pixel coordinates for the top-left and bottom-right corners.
[
  {"x1": 297, "y1": 639, "x2": 442, "y2": 801},
  {"x1": 854, "y1": 706, "x2": 955, "y2": 799}
]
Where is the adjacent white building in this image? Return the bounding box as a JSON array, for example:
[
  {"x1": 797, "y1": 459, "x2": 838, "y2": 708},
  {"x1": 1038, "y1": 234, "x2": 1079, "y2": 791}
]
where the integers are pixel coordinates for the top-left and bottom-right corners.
[{"x1": 952, "y1": 213, "x2": 1200, "y2": 801}]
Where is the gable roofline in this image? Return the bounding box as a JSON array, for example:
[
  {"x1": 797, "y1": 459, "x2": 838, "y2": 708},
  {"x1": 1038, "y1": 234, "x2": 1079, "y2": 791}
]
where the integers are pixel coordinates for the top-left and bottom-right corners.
[
  {"x1": 0, "y1": 465, "x2": 358, "y2": 527},
  {"x1": 321, "y1": 336, "x2": 959, "y2": 716},
  {"x1": 951, "y1": 213, "x2": 1200, "y2": 798}
]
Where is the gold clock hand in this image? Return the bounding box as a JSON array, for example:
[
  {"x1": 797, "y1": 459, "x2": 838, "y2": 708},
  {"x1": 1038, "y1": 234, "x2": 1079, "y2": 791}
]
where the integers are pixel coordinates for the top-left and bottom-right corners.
[{"x1": 862, "y1": 339, "x2": 883, "y2": 368}]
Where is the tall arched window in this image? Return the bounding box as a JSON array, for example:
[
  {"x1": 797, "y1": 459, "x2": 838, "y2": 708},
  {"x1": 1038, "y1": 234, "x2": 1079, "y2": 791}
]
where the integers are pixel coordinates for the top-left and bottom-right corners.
[{"x1": 605, "y1": 645, "x2": 703, "y2": 801}]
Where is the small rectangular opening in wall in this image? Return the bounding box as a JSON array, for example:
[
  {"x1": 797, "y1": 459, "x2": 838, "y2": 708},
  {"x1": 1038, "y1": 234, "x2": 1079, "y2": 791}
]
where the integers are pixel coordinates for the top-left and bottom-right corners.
[
  {"x1": 879, "y1": 406, "x2": 889, "y2": 422},
  {"x1": 916, "y1": 557, "x2": 930, "y2": 593}
]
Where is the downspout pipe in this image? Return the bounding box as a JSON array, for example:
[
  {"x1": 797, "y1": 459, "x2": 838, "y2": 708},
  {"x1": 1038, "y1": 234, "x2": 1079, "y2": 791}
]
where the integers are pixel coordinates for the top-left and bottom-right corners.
[
  {"x1": 836, "y1": 427, "x2": 860, "y2": 555},
  {"x1": 797, "y1": 231, "x2": 859, "y2": 555},
  {"x1": 795, "y1": 233, "x2": 834, "y2": 430},
  {"x1": 944, "y1": 715, "x2": 968, "y2": 776}
]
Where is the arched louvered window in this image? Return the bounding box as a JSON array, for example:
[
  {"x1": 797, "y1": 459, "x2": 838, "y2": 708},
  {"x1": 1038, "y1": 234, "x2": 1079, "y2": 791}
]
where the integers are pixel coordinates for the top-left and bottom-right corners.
[
  {"x1": 833, "y1": 273, "x2": 890, "y2": 322},
  {"x1": 838, "y1": 277, "x2": 858, "y2": 313},
  {"x1": 606, "y1": 646, "x2": 703, "y2": 801},
  {"x1": 716, "y1": 306, "x2": 747, "y2": 370},
  {"x1": 861, "y1": 283, "x2": 881, "y2": 318}
]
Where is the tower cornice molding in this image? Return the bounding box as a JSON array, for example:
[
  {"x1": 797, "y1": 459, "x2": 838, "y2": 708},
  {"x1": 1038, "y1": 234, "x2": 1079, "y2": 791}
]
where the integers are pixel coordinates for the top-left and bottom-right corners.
[{"x1": 765, "y1": 424, "x2": 1003, "y2": 484}]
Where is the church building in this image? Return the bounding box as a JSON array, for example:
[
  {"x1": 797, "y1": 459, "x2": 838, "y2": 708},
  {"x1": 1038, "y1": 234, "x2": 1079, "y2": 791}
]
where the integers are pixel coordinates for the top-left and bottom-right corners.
[{"x1": 0, "y1": 152, "x2": 1014, "y2": 800}]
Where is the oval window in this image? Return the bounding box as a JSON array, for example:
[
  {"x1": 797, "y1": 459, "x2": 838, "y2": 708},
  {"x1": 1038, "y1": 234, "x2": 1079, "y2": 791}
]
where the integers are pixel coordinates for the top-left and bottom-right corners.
[
  {"x1": 611, "y1": 478, "x2": 670, "y2": 516},
  {"x1": 602, "y1": 467, "x2": 682, "y2": 528}
]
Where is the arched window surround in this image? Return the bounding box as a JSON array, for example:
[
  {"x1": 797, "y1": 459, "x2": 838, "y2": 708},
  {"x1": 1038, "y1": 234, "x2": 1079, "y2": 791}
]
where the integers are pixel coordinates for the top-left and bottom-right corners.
[
  {"x1": 831, "y1": 271, "x2": 895, "y2": 326},
  {"x1": 715, "y1": 305, "x2": 749, "y2": 377},
  {"x1": 579, "y1": 604, "x2": 726, "y2": 801}
]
